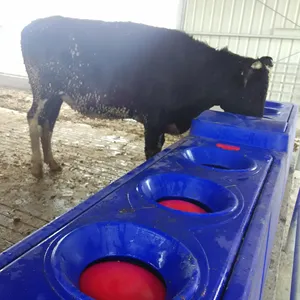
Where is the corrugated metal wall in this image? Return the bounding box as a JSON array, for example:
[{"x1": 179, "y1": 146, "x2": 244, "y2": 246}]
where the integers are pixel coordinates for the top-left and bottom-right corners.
[{"x1": 180, "y1": 0, "x2": 300, "y2": 104}]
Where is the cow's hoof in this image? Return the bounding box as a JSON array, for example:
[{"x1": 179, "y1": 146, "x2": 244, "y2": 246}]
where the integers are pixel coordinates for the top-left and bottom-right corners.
[
  {"x1": 31, "y1": 163, "x2": 43, "y2": 179},
  {"x1": 49, "y1": 160, "x2": 62, "y2": 172}
]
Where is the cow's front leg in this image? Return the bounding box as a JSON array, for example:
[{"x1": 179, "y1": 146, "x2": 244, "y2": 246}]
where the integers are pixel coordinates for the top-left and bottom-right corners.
[{"x1": 144, "y1": 125, "x2": 165, "y2": 160}]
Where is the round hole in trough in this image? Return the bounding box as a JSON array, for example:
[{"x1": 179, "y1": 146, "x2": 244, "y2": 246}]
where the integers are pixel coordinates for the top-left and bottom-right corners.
[
  {"x1": 265, "y1": 101, "x2": 283, "y2": 108},
  {"x1": 44, "y1": 222, "x2": 205, "y2": 299},
  {"x1": 264, "y1": 107, "x2": 281, "y2": 115},
  {"x1": 181, "y1": 146, "x2": 256, "y2": 172},
  {"x1": 79, "y1": 258, "x2": 166, "y2": 300},
  {"x1": 137, "y1": 173, "x2": 238, "y2": 215}
]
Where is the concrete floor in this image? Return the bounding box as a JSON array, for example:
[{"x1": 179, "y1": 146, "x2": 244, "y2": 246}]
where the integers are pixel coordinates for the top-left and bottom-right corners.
[
  {"x1": 0, "y1": 87, "x2": 179, "y2": 251},
  {"x1": 0, "y1": 86, "x2": 299, "y2": 299},
  {"x1": 263, "y1": 168, "x2": 300, "y2": 300}
]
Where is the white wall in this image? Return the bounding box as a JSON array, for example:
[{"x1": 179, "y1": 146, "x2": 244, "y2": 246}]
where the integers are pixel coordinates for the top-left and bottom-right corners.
[{"x1": 0, "y1": 0, "x2": 180, "y2": 76}]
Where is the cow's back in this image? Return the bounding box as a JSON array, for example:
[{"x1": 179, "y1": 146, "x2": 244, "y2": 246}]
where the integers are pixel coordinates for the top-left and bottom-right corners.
[
  {"x1": 21, "y1": 16, "x2": 206, "y2": 116},
  {"x1": 22, "y1": 17, "x2": 167, "y2": 60},
  {"x1": 21, "y1": 16, "x2": 193, "y2": 69}
]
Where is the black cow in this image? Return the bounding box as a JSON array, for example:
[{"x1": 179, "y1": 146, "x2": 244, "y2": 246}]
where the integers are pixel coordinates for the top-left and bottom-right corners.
[{"x1": 21, "y1": 16, "x2": 273, "y2": 178}]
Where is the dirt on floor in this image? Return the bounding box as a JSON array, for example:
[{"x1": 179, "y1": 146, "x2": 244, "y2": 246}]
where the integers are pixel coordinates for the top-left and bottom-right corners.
[{"x1": 0, "y1": 87, "x2": 180, "y2": 252}]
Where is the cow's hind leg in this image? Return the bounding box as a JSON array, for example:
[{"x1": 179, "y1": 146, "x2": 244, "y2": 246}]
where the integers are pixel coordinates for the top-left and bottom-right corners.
[
  {"x1": 40, "y1": 95, "x2": 63, "y2": 172},
  {"x1": 27, "y1": 97, "x2": 46, "y2": 178}
]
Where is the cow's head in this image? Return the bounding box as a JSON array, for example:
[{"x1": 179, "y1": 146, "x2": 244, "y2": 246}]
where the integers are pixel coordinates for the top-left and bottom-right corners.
[{"x1": 220, "y1": 55, "x2": 273, "y2": 118}]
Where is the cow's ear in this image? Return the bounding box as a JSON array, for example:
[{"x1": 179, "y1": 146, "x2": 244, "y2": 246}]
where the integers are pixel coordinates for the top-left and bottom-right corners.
[
  {"x1": 250, "y1": 60, "x2": 263, "y2": 69},
  {"x1": 260, "y1": 56, "x2": 273, "y2": 68},
  {"x1": 242, "y1": 59, "x2": 264, "y2": 87}
]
